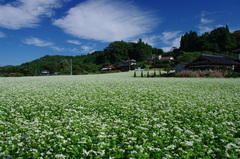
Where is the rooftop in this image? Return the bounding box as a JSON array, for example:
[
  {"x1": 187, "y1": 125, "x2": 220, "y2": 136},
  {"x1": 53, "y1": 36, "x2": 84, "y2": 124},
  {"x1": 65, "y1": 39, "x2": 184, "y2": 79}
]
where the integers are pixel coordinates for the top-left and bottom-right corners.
[{"x1": 186, "y1": 54, "x2": 239, "y2": 67}]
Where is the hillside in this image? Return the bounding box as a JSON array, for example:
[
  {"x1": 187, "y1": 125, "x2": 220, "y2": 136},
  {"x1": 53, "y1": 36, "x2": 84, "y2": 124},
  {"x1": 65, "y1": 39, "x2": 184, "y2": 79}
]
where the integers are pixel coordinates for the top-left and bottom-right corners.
[{"x1": 1, "y1": 26, "x2": 240, "y2": 76}]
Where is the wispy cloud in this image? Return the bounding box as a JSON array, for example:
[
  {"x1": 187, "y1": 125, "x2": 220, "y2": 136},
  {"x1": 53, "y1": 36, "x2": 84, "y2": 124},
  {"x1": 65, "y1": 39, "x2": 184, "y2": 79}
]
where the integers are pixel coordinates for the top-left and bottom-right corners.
[
  {"x1": 81, "y1": 45, "x2": 94, "y2": 53},
  {"x1": 161, "y1": 31, "x2": 182, "y2": 45},
  {"x1": 51, "y1": 46, "x2": 65, "y2": 52},
  {"x1": 53, "y1": 0, "x2": 158, "y2": 42},
  {"x1": 23, "y1": 37, "x2": 53, "y2": 47},
  {"x1": 197, "y1": 11, "x2": 214, "y2": 34},
  {"x1": 0, "y1": 31, "x2": 5, "y2": 38},
  {"x1": 159, "y1": 31, "x2": 182, "y2": 52},
  {"x1": 198, "y1": 26, "x2": 214, "y2": 34},
  {"x1": 200, "y1": 17, "x2": 213, "y2": 24},
  {"x1": 139, "y1": 35, "x2": 161, "y2": 47},
  {"x1": 67, "y1": 40, "x2": 81, "y2": 45},
  {"x1": 22, "y1": 37, "x2": 91, "y2": 53},
  {"x1": 135, "y1": 31, "x2": 182, "y2": 52},
  {"x1": 200, "y1": 11, "x2": 213, "y2": 24},
  {"x1": 197, "y1": 11, "x2": 226, "y2": 34},
  {"x1": 0, "y1": 0, "x2": 66, "y2": 29}
]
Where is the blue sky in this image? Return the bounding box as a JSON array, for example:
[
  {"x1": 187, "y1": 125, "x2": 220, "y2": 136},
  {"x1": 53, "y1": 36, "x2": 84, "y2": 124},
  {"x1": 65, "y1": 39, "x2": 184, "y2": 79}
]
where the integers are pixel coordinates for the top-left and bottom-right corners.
[{"x1": 0, "y1": 0, "x2": 240, "y2": 66}]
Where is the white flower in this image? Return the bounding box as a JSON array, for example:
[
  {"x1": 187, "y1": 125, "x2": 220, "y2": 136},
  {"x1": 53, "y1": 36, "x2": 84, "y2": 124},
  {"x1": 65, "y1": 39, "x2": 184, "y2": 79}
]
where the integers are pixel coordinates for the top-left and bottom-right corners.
[
  {"x1": 164, "y1": 145, "x2": 176, "y2": 150},
  {"x1": 56, "y1": 135, "x2": 64, "y2": 139},
  {"x1": 17, "y1": 142, "x2": 23, "y2": 147},
  {"x1": 46, "y1": 151, "x2": 52, "y2": 154},
  {"x1": 55, "y1": 154, "x2": 66, "y2": 158},
  {"x1": 163, "y1": 154, "x2": 172, "y2": 159},
  {"x1": 185, "y1": 141, "x2": 194, "y2": 146}
]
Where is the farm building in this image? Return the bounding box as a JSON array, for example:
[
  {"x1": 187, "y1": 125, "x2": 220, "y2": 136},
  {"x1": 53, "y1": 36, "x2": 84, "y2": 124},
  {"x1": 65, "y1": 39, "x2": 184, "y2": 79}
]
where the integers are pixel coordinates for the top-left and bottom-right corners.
[{"x1": 185, "y1": 54, "x2": 239, "y2": 71}]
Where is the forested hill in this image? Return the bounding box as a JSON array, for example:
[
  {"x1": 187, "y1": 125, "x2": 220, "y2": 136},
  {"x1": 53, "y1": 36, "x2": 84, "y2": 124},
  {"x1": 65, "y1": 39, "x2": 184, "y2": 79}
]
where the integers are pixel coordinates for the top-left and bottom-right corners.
[
  {"x1": 0, "y1": 39, "x2": 164, "y2": 76},
  {"x1": 1, "y1": 26, "x2": 240, "y2": 76}
]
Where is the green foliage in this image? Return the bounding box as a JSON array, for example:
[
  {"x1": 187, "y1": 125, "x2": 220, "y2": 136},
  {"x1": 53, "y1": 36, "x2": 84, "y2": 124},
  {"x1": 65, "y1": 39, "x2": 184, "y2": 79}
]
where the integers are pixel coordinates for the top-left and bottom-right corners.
[
  {"x1": 0, "y1": 39, "x2": 163, "y2": 76},
  {"x1": 180, "y1": 31, "x2": 199, "y2": 52},
  {"x1": 133, "y1": 39, "x2": 153, "y2": 60},
  {"x1": 1, "y1": 26, "x2": 240, "y2": 76},
  {"x1": 104, "y1": 41, "x2": 130, "y2": 63},
  {"x1": 163, "y1": 64, "x2": 174, "y2": 74},
  {"x1": 133, "y1": 71, "x2": 137, "y2": 77},
  {"x1": 175, "y1": 51, "x2": 203, "y2": 64},
  {"x1": 176, "y1": 70, "x2": 228, "y2": 78},
  {"x1": 179, "y1": 25, "x2": 239, "y2": 53},
  {"x1": 225, "y1": 72, "x2": 240, "y2": 78}
]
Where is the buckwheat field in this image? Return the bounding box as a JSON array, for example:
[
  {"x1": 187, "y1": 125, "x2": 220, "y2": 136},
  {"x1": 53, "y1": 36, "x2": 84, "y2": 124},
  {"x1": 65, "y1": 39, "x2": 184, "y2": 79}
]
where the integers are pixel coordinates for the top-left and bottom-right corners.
[{"x1": 0, "y1": 72, "x2": 239, "y2": 158}]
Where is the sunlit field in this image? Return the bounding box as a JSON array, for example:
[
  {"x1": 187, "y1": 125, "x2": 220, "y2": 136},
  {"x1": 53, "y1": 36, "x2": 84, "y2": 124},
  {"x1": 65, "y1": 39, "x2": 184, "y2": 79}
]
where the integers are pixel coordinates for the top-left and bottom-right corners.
[{"x1": 0, "y1": 72, "x2": 239, "y2": 158}]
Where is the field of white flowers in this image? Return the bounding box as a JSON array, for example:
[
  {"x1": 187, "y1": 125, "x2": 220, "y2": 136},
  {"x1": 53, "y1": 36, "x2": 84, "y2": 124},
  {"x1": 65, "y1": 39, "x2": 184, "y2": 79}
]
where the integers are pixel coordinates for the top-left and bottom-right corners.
[{"x1": 0, "y1": 72, "x2": 239, "y2": 158}]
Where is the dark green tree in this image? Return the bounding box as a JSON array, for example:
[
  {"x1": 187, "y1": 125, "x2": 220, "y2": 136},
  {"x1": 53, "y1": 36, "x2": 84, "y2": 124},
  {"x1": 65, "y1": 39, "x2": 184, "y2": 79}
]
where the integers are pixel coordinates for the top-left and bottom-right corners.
[
  {"x1": 208, "y1": 26, "x2": 232, "y2": 52},
  {"x1": 180, "y1": 31, "x2": 199, "y2": 52},
  {"x1": 232, "y1": 30, "x2": 240, "y2": 49},
  {"x1": 104, "y1": 41, "x2": 129, "y2": 63},
  {"x1": 133, "y1": 39, "x2": 152, "y2": 61}
]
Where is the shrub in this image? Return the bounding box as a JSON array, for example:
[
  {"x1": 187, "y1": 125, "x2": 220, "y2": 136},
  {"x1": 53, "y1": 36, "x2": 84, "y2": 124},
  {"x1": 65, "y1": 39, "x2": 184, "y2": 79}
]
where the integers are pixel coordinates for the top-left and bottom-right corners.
[
  {"x1": 177, "y1": 70, "x2": 228, "y2": 78},
  {"x1": 225, "y1": 72, "x2": 240, "y2": 78}
]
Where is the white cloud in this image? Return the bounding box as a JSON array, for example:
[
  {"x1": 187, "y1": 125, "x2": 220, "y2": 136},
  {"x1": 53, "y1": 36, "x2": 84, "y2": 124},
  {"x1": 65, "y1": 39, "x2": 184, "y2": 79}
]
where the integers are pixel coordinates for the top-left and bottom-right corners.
[
  {"x1": 23, "y1": 37, "x2": 53, "y2": 47},
  {"x1": 140, "y1": 35, "x2": 161, "y2": 47},
  {"x1": 0, "y1": 31, "x2": 5, "y2": 38},
  {"x1": 200, "y1": 17, "x2": 213, "y2": 24},
  {"x1": 133, "y1": 31, "x2": 181, "y2": 52},
  {"x1": 67, "y1": 40, "x2": 81, "y2": 45},
  {"x1": 81, "y1": 45, "x2": 93, "y2": 53},
  {"x1": 172, "y1": 36, "x2": 181, "y2": 48},
  {"x1": 197, "y1": 11, "x2": 221, "y2": 35},
  {"x1": 200, "y1": 11, "x2": 214, "y2": 25},
  {"x1": 156, "y1": 31, "x2": 182, "y2": 52},
  {"x1": 53, "y1": 0, "x2": 157, "y2": 42},
  {"x1": 161, "y1": 31, "x2": 181, "y2": 45},
  {"x1": 0, "y1": 0, "x2": 65, "y2": 29},
  {"x1": 51, "y1": 46, "x2": 65, "y2": 52},
  {"x1": 198, "y1": 26, "x2": 213, "y2": 34},
  {"x1": 69, "y1": 48, "x2": 79, "y2": 53},
  {"x1": 161, "y1": 47, "x2": 173, "y2": 52},
  {"x1": 22, "y1": 37, "x2": 84, "y2": 53}
]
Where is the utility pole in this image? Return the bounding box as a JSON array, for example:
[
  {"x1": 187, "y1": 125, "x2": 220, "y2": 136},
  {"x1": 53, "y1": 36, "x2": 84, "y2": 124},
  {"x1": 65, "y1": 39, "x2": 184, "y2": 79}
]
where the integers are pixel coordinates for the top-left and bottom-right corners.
[
  {"x1": 128, "y1": 59, "x2": 131, "y2": 71},
  {"x1": 70, "y1": 59, "x2": 72, "y2": 75}
]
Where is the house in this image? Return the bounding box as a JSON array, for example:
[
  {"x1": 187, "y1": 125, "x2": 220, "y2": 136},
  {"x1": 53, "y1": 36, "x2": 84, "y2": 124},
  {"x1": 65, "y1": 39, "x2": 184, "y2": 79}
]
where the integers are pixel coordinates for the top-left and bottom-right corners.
[
  {"x1": 175, "y1": 63, "x2": 187, "y2": 73},
  {"x1": 101, "y1": 65, "x2": 116, "y2": 71},
  {"x1": 119, "y1": 59, "x2": 137, "y2": 71},
  {"x1": 159, "y1": 56, "x2": 175, "y2": 63},
  {"x1": 185, "y1": 54, "x2": 239, "y2": 71},
  {"x1": 8, "y1": 73, "x2": 17, "y2": 76},
  {"x1": 147, "y1": 55, "x2": 161, "y2": 61},
  {"x1": 41, "y1": 70, "x2": 50, "y2": 75},
  {"x1": 124, "y1": 59, "x2": 137, "y2": 65}
]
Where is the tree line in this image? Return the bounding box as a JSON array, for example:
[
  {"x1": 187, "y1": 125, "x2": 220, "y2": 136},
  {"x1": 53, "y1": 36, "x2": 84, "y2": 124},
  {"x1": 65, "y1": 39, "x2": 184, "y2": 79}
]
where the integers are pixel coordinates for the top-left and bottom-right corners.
[
  {"x1": 0, "y1": 39, "x2": 163, "y2": 76},
  {"x1": 1, "y1": 26, "x2": 240, "y2": 76},
  {"x1": 180, "y1": 25, "x2": 240, "y2": 53}
]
